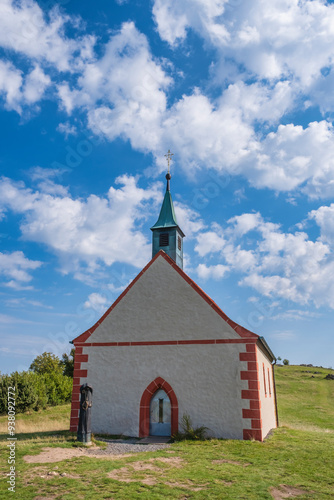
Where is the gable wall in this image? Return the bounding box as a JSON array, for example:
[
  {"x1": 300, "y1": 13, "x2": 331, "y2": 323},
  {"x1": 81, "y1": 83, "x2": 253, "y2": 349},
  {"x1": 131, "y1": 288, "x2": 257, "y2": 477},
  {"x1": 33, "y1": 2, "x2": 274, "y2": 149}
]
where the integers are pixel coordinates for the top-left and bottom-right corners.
[{"x1": 89, "y1": 256, "x2": 241, "y2": 343}]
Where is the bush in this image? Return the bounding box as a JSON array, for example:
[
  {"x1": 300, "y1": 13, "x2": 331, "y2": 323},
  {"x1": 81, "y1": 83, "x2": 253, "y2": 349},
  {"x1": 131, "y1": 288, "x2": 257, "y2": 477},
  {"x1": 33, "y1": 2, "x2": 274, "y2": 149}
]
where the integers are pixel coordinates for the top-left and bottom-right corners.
[
  {"x1": 0, "y1": 373, "x2": 12, "y2": 414},
  {"x1": 283, "y1": 359, "x2": 290, "y2": 365},
  {"x1": 30, "y1": 352, "x2": 63, "y2": 375},
  {"x1": 10, "y1": 371, "x2": 39, "y2": 413},
  {"x1": 43, "y1": 372, "x2": 72, "y2": 406},
  {"x1": 0, "y1": 369, "x2": 72, "y2": 415},
  {"x1": 60, "y1": 348, "x2": 75, "y2": 378},
  {"x1": 173, "y1": 413, "x2": 209, "y2": 441}
]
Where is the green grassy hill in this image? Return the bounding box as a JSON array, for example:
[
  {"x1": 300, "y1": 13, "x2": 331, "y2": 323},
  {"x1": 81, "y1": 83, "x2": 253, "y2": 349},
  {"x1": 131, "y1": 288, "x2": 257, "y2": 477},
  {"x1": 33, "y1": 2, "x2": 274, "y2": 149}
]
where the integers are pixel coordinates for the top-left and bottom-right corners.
[
  {"x1": 0, "y1": 365, "x2": 333, "y2": 499},
  {"x1": 275, "y1": 365, "x2": 334, "y2": 432}
]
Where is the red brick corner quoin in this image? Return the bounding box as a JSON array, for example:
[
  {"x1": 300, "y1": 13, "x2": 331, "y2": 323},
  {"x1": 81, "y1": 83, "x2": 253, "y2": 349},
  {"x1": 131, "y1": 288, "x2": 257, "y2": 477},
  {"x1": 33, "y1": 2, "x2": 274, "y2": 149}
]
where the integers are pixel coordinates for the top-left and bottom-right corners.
[
  {"x1": 240, "y1": 343, "x2": 263, "y2": 441},
  {"x1": 139, "y1": 377, "x2": 178, "y2": 438},
  {"x1": 70, "y1": 346, "x2": 88, "y2": 432}
]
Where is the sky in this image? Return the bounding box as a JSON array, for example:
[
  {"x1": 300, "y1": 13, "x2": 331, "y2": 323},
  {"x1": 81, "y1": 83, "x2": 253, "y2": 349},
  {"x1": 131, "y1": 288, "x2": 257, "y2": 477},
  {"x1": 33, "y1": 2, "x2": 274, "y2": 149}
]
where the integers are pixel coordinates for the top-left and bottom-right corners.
[{"x1": 1, "y1": 0, "x2": 334, "y2": 375}]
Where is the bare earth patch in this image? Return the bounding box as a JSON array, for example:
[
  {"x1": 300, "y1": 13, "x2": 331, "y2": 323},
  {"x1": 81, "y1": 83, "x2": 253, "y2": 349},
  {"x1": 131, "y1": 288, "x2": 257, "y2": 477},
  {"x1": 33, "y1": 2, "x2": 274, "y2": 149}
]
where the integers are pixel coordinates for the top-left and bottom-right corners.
[
  {"x1": 164, "y1": 480, "x2": 209, "y2": 492},
  {"x1": 24, "y1": 465, "x2": 81, "y2": 485},
  {"x1": 107, "y1": 457, "x2": 186, "y2": 486},
  {"x1": 23, "y1": 447, "x2": 131, "y2": 463},
  {"x1": 212, "y1": 459, "x2": 251, "y2": 467},
  {"x1": 108, "y1": 464, "x2": 160, "y2": 484},
  {"x1": 153, "y1": 456, "x2": 184, "y2": 467},
  {"x1": 33, "y1": 497, "x2": 58, "y2": 500},
  {"x1": 270, "y1": 484, "x2": 313, "y2": 499}
]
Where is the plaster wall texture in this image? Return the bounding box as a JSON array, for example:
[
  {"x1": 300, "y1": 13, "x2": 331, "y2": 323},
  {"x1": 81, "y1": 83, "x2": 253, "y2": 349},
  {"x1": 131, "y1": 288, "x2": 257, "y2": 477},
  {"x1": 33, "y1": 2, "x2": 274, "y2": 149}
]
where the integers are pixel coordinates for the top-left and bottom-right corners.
[
  {"x1": 90, "y1": 256, "x2": 241, "y2": 343},
  {"x1": 81, "y1": 344, "x2": 252, "y2": 439},
  {"x1": 257, "y1": 345, "x2": 277, "y2": 438}
]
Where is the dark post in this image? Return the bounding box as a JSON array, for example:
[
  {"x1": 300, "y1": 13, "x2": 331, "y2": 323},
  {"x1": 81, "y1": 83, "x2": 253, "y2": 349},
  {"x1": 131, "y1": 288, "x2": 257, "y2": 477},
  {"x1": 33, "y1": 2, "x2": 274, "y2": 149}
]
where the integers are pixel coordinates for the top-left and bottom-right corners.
[{"x1": 77, "y1": 383, "x2": 93, "y2": 444}]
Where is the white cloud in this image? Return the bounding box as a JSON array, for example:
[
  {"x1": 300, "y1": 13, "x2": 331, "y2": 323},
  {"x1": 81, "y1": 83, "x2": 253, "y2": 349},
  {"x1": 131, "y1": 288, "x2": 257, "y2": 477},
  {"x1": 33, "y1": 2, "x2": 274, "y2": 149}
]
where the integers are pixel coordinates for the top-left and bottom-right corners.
[
  {"x1": 270, "y1": 331, "x2": 297, "y2": 341},
  {"x1": 161, "y1": 89, "x2": 255, "y2": 170},
  {"x1": 0, "y1": 0, "x2": 95, "y2": 72},
  {"x1": 309, "y1": 204, "x2": 334, "y2": 246},
  {"x1": 0, "y1": 251, "x2": 42, "y2": 288},
  {"x1": 195, "y1": 227, "x2": 225, "y2": 256},
  {"x1": 244, "y1": 121, "x2": 334, "y2": 196},
  {"x1": 196, "y1": 263, "x2": 229, "y2": 280},
  {"x1": 5, "y1": 297, "x2": 53, "y2": 309},
  {"x1": 173, "y1": 202, "x2": 205, "y2": 238},
  {"x1": 269, "y1": 310, "x2": 321, "y2": 321},
  {"x1": 0, "y1": 175, "x2": 162, "y2": 280},
  {"x1": 85, "y1": 22, "x2": 172, "y2": 152},
  {"x1": 57, "y1": 122, "x2": 77, "y2": 137},
  {"x1": 0, "y1": 1, "x2": 333, "y2": 199},
  {"x1": 0, "y1": 60, "x2": 50, "y2": 113},
  {"x1": 194, "y1": 208, "x2": 334, "y2": 308},
  {"x1": 23, "y1": 65, "x2": 51, "y2": 104},
  {"x1": 28, "y1": 167, "x2": 69, "y2": 196},
  {"x1": 227, "y1": 212, "x2": 263, "y2": 237},
  {"x1": 153, "y1": 0, "x2": 334, "y2": 88},
  {"x1": 0, "y1": 60, "x2": 23, "y2": 112},
  {"x1": 218, "y1": 80, "x2": 294, "y2": 126},
  {"x1": 150, "y1": 0, "x2": 334, "y2": 198},
  {"x1": 152, "y1": 0, "x2": 194, "y2": 46},
  {"x1": 84, "y1": 293, "x2": 109, "y2": 314}
]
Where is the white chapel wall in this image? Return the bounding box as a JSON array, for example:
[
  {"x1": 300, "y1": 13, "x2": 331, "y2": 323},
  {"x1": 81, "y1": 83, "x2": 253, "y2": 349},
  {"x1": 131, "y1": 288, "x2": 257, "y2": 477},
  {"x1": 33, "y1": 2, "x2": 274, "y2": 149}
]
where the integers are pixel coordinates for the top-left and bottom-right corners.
[{"x1": 81, "y1": 343, "x2": 251, "y2": 439}]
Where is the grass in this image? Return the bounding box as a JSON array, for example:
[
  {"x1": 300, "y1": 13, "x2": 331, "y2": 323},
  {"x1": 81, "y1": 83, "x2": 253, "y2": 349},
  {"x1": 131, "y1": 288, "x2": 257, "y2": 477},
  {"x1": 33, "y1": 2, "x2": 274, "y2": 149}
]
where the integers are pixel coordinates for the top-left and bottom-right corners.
[
  {"x1": 0, "y1": 403, "x2": 71, "y2": 434},
  {"x1": 0, "y1": 365, "x2": 333, "y2": 499},
  {"x1": 275, "y1": 365, "x2": 334, "y2": 432}
]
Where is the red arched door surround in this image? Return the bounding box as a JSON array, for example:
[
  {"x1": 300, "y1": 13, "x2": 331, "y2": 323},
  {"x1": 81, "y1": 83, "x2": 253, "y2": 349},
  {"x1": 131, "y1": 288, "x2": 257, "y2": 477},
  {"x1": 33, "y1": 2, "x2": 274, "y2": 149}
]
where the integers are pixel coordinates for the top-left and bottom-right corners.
[{"x1": 139, "y1": 377, "x2": 178, "y2": 437}]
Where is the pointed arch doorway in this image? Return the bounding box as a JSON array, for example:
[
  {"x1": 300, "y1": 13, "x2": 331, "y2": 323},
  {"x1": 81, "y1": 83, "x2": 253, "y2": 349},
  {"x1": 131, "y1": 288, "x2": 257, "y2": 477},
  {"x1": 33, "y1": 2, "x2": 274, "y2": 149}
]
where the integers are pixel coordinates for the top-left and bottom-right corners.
[{"x1": 139, "y1": 377, "x2": 178, "y2": 438}]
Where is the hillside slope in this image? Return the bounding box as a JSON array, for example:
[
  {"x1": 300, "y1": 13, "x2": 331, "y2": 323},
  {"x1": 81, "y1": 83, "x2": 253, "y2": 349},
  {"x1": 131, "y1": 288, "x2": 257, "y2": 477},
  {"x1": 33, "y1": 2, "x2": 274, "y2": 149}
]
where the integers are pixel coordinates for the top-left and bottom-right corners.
[{"x1": 275, "y1": 364, "x2": 334, "y2": 432}]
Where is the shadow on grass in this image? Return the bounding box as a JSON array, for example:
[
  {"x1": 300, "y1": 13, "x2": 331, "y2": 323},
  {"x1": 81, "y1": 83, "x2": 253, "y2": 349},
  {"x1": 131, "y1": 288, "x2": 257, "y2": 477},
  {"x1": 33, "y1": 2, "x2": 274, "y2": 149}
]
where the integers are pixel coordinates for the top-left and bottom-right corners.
[{"x1": 0, "y1": 429, "x2": 75, "y2": 443}]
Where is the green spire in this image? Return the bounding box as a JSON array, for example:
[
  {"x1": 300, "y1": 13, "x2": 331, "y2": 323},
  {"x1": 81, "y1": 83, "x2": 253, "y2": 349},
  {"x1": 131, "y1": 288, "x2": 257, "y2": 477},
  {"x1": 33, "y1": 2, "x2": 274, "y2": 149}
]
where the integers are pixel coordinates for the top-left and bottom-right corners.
[{"x1": 151, "y1": 175, "x2": 179, "y2": 230}]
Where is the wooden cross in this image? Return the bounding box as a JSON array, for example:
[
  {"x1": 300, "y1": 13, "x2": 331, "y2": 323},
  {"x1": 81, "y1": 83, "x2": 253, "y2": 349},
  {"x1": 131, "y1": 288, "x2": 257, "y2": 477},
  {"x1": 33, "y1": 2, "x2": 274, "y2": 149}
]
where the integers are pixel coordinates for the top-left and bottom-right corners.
[{"x1": 164, "y1": 149, "x2": 174, "y2": 173}]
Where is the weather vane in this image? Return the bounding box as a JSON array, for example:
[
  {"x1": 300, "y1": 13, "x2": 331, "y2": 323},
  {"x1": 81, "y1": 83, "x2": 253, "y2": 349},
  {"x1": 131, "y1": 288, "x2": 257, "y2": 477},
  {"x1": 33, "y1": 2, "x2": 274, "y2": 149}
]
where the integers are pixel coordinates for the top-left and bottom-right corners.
[{"x1": 164, "y1": 149, "x2": 174, "y2": 173}]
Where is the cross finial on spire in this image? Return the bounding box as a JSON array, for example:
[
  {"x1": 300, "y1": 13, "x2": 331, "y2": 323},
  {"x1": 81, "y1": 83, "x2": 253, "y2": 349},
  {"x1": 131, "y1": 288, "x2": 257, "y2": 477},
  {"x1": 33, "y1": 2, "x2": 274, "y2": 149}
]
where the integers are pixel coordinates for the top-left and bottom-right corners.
[{"x1": 164, "y1": 149, "x2": 174, "y2": 174}]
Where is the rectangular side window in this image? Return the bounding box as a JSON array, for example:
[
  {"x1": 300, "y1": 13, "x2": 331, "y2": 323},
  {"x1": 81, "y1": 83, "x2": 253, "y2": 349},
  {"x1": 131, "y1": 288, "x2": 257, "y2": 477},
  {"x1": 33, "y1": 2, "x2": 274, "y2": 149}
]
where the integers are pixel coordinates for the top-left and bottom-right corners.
[
  {"x1": 263, "y1": 363, "x2": 267, "y2": 397},
  {"x1": 268, "y1": 367, "x2": 271, "y2": 396},
  {"x1": 178, "y1": 236, "x2": 182, "y2": 251}
]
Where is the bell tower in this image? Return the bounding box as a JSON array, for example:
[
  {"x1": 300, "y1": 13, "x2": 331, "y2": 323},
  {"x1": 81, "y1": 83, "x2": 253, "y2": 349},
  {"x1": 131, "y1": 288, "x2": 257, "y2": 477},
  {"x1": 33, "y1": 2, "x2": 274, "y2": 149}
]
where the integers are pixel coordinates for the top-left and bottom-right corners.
[{"x1": 151, "y1": 151, "x2": 185, "y2": 269}]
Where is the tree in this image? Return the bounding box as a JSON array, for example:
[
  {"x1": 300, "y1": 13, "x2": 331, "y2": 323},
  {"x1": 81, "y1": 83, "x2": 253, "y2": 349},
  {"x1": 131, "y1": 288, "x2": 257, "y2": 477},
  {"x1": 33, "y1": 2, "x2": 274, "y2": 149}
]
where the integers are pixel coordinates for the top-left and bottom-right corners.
[
  {"x1": 283, "y1": 359, "x2": 289, "y2": 366},
  {"x1": 29, "y1": 352, "x2": 62, "y2": 375},
  {"x1": 60, "y1": 348, "x2": 75, "y2": 378}
]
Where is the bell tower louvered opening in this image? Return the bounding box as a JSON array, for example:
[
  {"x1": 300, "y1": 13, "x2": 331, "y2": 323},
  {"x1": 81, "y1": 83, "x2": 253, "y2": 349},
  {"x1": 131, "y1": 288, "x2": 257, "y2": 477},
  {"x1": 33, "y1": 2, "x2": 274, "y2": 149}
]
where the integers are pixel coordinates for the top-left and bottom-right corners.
[{"x1": 159, "y1": 233, "x2": 169, "y2": 247}]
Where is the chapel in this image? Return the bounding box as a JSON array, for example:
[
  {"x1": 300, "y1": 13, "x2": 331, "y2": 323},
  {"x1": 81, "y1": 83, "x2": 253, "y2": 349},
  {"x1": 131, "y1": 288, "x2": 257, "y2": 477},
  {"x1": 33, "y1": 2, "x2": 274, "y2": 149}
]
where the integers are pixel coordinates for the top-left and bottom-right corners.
[{"x1": 70, "y1": 161, "x2": 278, "y2": 441}]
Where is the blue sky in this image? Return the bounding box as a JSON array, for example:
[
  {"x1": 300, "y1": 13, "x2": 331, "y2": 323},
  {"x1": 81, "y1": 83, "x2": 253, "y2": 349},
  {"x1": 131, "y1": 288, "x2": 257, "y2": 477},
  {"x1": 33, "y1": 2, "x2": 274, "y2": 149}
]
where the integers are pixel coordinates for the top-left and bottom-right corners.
[{"x1": 1, "y1": 0, "x2": 334, "y2": 374}]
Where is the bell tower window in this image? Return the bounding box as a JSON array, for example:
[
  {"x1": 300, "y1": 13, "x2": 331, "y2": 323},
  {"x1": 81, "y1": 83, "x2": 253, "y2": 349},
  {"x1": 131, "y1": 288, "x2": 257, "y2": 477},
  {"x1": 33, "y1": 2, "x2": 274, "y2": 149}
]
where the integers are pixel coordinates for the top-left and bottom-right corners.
[{"x1": 160, "y1": 233, "x2": 169, "y2": 247}]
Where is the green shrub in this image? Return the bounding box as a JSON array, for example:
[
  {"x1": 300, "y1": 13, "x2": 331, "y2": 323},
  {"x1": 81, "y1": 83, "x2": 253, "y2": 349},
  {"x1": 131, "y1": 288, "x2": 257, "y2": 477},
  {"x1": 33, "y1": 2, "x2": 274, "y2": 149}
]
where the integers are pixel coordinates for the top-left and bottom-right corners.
[
  {"x1": 0, "y1": 370, "x2": 72, "y2": 415},
  {"x1": 10, "y1": 371, "x2": 39, "y2": 413},
  {"x1": 29, "y1": 352, "x2": 63, "y2": 375},
  {"x1": 0, "y1": 374, "x2": 12, "y2": 414},
  {"x1": 173, "y1": 413, "x2": 209, "y2": 441},
  {"x1": 43, "y1": 372, "x2": 72, "y2": 406}
]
